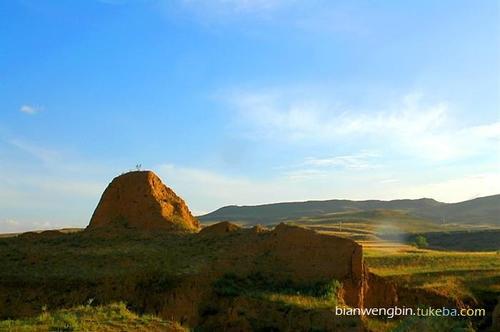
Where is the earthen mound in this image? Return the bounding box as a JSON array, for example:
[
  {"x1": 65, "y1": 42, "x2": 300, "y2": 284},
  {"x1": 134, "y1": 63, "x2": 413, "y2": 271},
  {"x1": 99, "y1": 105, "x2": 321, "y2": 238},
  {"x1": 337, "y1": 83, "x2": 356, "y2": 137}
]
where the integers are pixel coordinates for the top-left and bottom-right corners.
[
  {"x1": 251, "y1": 224, "x2": 269, "y2": 233},
  {"x1": 17, "y1": 232, "x2": 38, "y2": 240},
  {"x1": 87, "y1": 171, "x2": 199, "y2": 232},
  {"x1": 262, "y1": 223, "x2": 364, "y2": 307},
  {"x1": 200, "y1": 221, "x2": 241, "y2": 235},
  {"x1": 18, "y1": 230, "x2": 63, "y2": 240}
]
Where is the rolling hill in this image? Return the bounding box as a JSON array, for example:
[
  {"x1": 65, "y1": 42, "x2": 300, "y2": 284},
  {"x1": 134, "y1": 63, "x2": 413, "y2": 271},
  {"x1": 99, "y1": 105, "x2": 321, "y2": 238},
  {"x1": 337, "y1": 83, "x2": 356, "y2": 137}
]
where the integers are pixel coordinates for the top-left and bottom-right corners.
[{"x1": 198, "y1": 194, "x2": 500, "y2": 226}]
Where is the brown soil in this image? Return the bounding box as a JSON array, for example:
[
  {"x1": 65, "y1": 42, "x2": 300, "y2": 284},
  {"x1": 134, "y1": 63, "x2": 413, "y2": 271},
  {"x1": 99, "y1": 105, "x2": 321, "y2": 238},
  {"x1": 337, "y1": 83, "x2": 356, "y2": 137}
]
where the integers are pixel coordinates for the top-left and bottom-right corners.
[
  {"x1": 87, "y1": 171, "x2": 199, "y2": 232},
  {"x1": 363, "y1": 271, "x2": 464, "y2": 310},
  {"x1": 199, "y1": 221, "x2": 241, "y2": 235},
  {"x1": 140, "y1": 223, "x2": 367, "y2": 329}
]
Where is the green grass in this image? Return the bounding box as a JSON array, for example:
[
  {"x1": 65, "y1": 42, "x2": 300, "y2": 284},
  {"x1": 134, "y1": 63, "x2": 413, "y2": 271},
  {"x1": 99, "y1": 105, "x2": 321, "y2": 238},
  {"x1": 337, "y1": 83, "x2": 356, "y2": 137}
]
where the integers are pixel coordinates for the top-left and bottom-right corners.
[
  {"x1": 291, "y1": 209, "x2": 446, "y2": 234},
  {"x1": 1, "y1": 223, "x2": 498, "y2": 331},
  {"x1": 0, "y1": 302, "x2": 185, "y2": 332},
  {"x1": 200, "y1": 273, "x2": 359, "y2": 331},
  {"x1": 290, "y1": 210, "x2": 500, "y2": 250},
  {"x1": 292, "y1": 210, "x2": 497, "y2": 235},
  {"x1": 199, "y1": 195, "x2": 500, "y2": 226},
  {"x1": 0, "y1": 228, "x2": 228, "y2": 320},
  {"x1": 213, "y1": 272, "x2": 341, "y2": 309},
  {"x1": 365, "y1": 250, "x2": 500, "y2": 276},
  {"x1": 364, "y1": 247, "x2": 500, "y2": 301},
  {"x1": 0, "y1": 229, "x2": 216, "y2": 283},
  {"x1": 364, "y1": 315, "x2": 474, "y2": 332},
  {"x1": 288, "y1": 211, "x2": 500, "y2": 304}
]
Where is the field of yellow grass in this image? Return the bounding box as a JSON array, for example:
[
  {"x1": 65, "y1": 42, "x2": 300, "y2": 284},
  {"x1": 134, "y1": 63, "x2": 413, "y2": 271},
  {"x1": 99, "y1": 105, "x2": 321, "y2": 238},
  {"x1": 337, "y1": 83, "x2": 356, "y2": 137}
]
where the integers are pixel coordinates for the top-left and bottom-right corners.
[
  {"x1": 296, "y1": 215, "x2": 499, "y2": 309},
  {"x1": 362, "y1": 241, "x2": 500, "y2": 302}
]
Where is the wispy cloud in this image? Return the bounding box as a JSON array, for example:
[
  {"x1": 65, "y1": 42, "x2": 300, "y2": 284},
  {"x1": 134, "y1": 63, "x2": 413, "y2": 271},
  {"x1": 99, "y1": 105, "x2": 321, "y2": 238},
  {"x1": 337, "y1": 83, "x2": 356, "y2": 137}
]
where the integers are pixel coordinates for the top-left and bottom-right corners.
[
  {"x1": 464, "y1": 122, "x2": 500, "y2": 140},
  {"x1": 379, "y1": 178, "x2": 399, "y2": 184},
  {"x1": 174, "y1": 0, "x2": 366, "y2": 37},
  {"x1": 284, "y1": 168, "x2": 328, "y2": 180},
  {"x1": 106, "y1": 0, "x2": 291, "y2": 13},
  {"x1": 303, "y1": 151, "x2": 380, "y2": 170},
  {"x1": 1, "y1": 139, "x2": 106, "y2": 202},
  {"x1": 280, "y1": 150, "x2": 381, "y2": 180},
  {"x1": 223, "y1": 90, "x2": 447, "y2": 140},
  {"x1": 8, "y1": 139, "x2": 61, "y2": 164},
  {"x1": 398, "y1": 173, "x2": 500, "y2": 203},
  {"x1": 156, "y1": 162, "x2": 334, "y2": 213},
  {"x1": 19, "y1": 105, "x2": 39, "y2": 115},
  {"x1": 221, "y1": 88, "x2": 499, "y2": 161},
  {"x1": 0, "y1": 138, "x2": 113, "y2": 233},
  {"x1": 157, "y1": 162, "x2": 499, "y2": 215},
  {"x1": 0, "y1": 218, "x2": 55, "y2": 233},
  {"x1": 0, "y1": 219, "x2": 20, "y2": 233}
]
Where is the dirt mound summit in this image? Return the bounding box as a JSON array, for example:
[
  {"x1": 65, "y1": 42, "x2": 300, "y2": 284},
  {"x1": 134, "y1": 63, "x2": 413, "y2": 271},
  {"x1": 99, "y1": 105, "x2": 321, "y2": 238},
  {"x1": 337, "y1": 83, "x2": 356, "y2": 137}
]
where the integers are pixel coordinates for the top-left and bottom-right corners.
[
  {"x1": 200, "y1": 221, "x2": 241, "y2": 235},
  {"x1": 87, "y1": 171, "x2": 199, "y2": 232}
]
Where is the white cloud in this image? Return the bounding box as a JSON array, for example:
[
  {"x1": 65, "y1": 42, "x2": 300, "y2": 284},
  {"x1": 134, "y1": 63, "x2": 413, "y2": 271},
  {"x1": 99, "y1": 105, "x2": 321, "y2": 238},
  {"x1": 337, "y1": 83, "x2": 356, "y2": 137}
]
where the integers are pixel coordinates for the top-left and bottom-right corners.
[
  {"x1": 156, "y1": 163, "x2": 336, "y2": 214},
  {"x1": 19, "y1": 105, "x2": 39, "y2": 115},
  {"x1": 156, "y1": 162, "x2": 499, "y2": 215},
  {"x1": 0, "y1": 219, "x2": 20, "y2": 234},
  {"x1": 7, "y1": 138, "x2": 111, "y2": 174},
  {"x1": 284, "y1": 168, "x2": 328, "y2": 180},
  {"x1": 379, "y1": 178, "x2": 399, "y2": 184},
  {"x1": 222, "y1": 89, "x2": 499, "y2": 161},
  {"x1": 465, "y1": 122, "x2": 500, "y2": 140},
  {"x1": 8, "y1": 139, "x2": 61, "y2": 164},
  {"x1": 157, "y1": 163, "x2": 260, "y2": 213},
  {"x1": 303, "y1": 150, "x2": 380, "y2": 170},
  {"x1": 0, "y1": 138, "x2": 114, "y2": 233},
  {"x1": 3, "y1": 219, "x2": 18, "y2": 226},
  {"x1": 174, "y1": 0, "x2": 366, "y2": 38},
  {"x1": 0, "y1": 174, "x2": 100, "y2": 233},
  {"x1": 398, "y1": 173, "x2": 500, "y2": 203},
  {"x1": 279, "y1": 150, "x2": 381, "y2": 181},
  {"x1": 0, "y1": 218, "x2": 56, "y2": 234}
]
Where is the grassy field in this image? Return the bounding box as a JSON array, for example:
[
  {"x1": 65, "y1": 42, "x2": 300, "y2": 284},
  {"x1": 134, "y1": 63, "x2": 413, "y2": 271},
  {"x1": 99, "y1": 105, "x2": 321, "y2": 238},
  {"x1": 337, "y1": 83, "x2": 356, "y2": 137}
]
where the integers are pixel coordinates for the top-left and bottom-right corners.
[
  {"x1": 0, "y1": 228, "x2": 224, "y2": 322},
  {"x1": 363, "y1": 242, "x2": 500, "y2": 301},
  {"x1": 0, "y1": 227, "x2": 361, "y2": 331},
  {"x1": 290, "y1": 209, "x2": 499, "y2": 237},
  {"x1": 289, "y1": 213, "x2": 500, "y2": 320},
  {"x1": 0, "y1": 221, "x2": 498, "y2": 331},
  {"x1": 0, "y1": 302, "x2": 185, "y2": 332},
  {"x1": 213, "y1": 272, "x2": 341, "y2": 310},
  {"x1": 0, "y1": 229, "x2": 211, "y2": 283}
]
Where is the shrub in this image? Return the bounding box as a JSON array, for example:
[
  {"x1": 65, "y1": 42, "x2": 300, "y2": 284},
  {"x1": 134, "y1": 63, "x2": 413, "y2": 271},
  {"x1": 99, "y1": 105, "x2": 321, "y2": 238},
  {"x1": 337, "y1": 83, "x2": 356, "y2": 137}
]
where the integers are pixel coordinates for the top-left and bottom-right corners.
[{"x1": 414, "y1": 235, "x2": 428, "y2": 248}]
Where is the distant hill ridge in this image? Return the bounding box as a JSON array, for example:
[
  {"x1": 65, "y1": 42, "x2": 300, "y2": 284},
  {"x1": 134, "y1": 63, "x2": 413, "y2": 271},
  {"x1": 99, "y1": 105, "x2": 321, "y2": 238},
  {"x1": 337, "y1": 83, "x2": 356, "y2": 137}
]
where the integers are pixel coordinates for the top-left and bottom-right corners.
[{"x1": 199, "y1": 194, "x2": 500, "y2": 226}]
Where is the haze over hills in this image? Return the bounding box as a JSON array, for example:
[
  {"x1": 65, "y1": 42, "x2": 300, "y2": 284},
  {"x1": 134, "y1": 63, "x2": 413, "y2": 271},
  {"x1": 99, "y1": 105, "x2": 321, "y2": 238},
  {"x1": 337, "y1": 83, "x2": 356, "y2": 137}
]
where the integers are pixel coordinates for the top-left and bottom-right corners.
[{"x1": 199, "y1": 194, "x2": 500, "y2": 226}]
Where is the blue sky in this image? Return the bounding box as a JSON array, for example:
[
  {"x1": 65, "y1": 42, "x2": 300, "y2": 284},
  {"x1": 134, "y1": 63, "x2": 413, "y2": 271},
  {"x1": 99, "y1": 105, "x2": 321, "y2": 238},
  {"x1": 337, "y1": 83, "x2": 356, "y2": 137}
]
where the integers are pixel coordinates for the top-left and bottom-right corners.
[{"x1": 1, "y1": 0, "x2": 499, "y2": 232}]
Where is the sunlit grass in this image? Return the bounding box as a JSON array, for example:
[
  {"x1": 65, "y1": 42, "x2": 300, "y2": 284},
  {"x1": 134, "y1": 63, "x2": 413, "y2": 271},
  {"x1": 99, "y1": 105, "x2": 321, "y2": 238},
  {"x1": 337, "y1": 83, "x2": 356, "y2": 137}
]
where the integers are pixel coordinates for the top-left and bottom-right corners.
[
  {"x1": 0, "y1": 302, "x2": 185, "y2": 332},
  {"x1": 364, "y1": 246, "x2": 500, "y2": 301},
  {"x1": 260, "y1": 292, "x2": 337, "y2": 310},
  {"x1": 364, "y1": 249, "x2": 500, "y2": 276}
]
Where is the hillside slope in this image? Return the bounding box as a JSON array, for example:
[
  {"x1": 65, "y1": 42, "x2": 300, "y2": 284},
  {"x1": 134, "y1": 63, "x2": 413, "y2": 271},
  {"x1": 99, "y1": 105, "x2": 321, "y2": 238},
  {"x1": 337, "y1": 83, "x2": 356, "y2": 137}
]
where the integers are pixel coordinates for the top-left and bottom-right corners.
[{"x1": 199, "y1": 195, "x2": 500, "y2": 226}]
